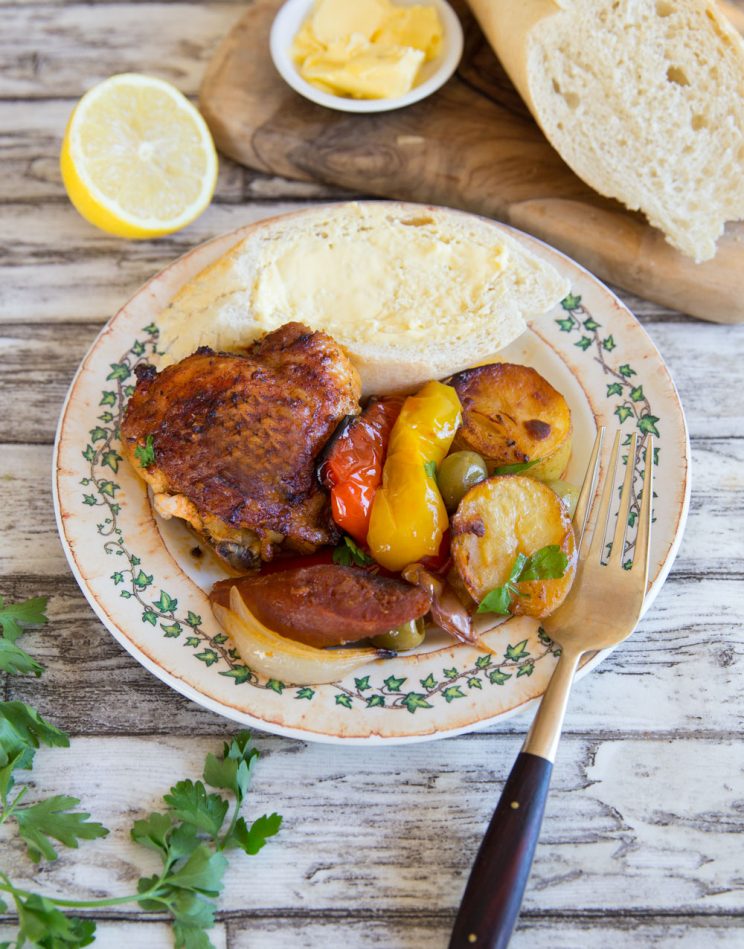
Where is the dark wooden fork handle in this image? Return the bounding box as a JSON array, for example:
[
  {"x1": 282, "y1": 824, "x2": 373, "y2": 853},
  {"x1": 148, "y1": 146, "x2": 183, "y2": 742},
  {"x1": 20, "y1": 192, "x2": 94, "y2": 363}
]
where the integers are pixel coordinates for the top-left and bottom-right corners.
[{"x1": 449, "y1": 752, "x2": 553, "y2": 949}]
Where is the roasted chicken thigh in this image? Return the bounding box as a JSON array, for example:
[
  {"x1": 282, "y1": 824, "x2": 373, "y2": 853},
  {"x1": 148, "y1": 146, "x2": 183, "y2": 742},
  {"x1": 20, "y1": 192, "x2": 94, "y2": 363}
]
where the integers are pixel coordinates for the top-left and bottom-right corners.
[{"x1": 121, "y1": 322, "x2": 361, "y2": 568}]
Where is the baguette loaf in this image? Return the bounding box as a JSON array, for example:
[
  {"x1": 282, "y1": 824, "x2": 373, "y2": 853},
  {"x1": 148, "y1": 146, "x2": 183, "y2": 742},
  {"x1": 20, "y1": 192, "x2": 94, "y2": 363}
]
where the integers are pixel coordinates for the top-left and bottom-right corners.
[
  {"x1": 468, "y1": 0, "x2": 744, "y2": 262},
  {"x1": 156, "y1": 202, "x2": 569, "y2": 395}
]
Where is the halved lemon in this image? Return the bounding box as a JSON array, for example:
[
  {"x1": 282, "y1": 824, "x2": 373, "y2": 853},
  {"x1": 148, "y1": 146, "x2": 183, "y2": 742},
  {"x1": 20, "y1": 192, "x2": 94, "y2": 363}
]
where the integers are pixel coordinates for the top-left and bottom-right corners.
[{"x1": 60, "y1": 73, "x2": 218, "y2": 239}]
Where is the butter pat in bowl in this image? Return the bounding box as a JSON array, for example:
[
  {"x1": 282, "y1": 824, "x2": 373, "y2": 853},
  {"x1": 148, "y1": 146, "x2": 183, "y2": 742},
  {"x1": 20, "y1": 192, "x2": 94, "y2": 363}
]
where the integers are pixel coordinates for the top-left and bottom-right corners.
[{"x1": 270, "y1": 0, "x2": 464, "y2": 113}]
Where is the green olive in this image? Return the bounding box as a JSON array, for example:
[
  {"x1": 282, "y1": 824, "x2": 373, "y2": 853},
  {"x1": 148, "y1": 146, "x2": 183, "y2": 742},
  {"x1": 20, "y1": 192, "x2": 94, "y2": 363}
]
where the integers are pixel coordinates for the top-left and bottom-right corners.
[
  {"x1": 546, "y1": 479, "x2": 580, "y2": 518},
  {"x1": 438, "y1": 451, "x2": 488, "y2": 512},
  {"x1": 372, "y1": 617, "x2": 426, "y2": 652}
]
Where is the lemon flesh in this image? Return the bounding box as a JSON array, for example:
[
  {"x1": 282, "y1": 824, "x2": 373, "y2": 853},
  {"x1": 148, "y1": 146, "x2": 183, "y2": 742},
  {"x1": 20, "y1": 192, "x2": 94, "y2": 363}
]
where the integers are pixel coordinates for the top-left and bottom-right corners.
[{"x1": 61, "y1": 73, "x2": 218, "y2": 239}]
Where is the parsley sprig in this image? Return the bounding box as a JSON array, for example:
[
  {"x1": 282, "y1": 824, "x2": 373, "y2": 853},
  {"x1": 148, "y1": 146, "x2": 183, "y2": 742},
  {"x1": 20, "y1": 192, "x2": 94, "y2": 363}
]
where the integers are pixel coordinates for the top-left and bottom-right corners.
[
  {"x1": 492, "y1": 458, "x2": 540, "y2": 476},
  {"x1": 0, "y1": 595, "x2": 282, "y2": 948},
  {"x1": 134, "y1": 434, "x2": 156, "y2": 469},
  {"x1": 333, "y1": 535, "x2": 373, "y2": 567},
  {"x1": 477, "y1": 545, "x2": 569, "y2": 615},
  {"x1": 0, "y1": 594, "x2": 48, "y2": 677}
]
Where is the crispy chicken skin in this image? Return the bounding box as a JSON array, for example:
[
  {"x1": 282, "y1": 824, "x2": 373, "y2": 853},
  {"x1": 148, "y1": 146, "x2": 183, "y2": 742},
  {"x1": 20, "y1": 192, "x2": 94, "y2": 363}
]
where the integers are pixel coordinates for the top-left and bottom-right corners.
[{"x1": 121, "y1": 322, "x2": 361, "y2": 567}]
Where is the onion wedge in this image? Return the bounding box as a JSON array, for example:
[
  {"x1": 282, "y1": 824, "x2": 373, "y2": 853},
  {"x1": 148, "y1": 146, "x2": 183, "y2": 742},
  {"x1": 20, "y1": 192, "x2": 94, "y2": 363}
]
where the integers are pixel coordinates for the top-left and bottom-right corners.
[
  {"x1": 211, "y1": 588, "x2": 387, "y2": 686},
  {"x1": 402, "y1": 563, "x2": 477, "y2": 644}
]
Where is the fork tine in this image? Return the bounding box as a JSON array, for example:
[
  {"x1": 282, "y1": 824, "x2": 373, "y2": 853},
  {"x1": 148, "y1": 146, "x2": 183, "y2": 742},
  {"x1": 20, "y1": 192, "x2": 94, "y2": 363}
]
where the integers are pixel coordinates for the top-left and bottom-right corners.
[
  {"x1": 572, "y1": 426, "x2": 605, "y2": 546},
  {"x1": 633, "y1": 435, "x2": 654, "y2": 588},
  {"x1": 587, "y1": 429, "x2": 621, "y2": 561},
  {"x1": 608, "y1": 432, "x2": 638, "y2": 567}
]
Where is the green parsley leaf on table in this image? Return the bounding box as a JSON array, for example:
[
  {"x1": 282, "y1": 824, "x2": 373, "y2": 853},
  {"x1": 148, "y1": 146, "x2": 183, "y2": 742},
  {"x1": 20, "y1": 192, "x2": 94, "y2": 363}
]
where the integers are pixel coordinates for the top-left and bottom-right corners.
[
  {"x1": 126, "y1": 730, "x2": 281, "y2": 946},
  {"x1": 0, "y1": 702, "x2": 69, "y2": 815},
  {"x1": 477, "y1": 545, "x2": 568, "y2": 615},
  {"x1": 222, "y1": 812, "x2": 283, "y2": 856},
  {"x1": 0, "y1": 701, "x2": 69, "y2": 770},
  {"x1": 0, "y1": 601, "x2": 282, "y2": 949},
  {"x1": 0, "y1": 595, "x2": 48, "y2": 677},
  {"x1": 163, "y1": 780, "x2": 229, "y2": 838},
  {"x1": 130, "y1": 810, "x2": 177, "y2": 856},
  {"x1": 203, "y1": 732, "x2": 283, "y2": 855},
  {"x1": 203, "y1": 731, "x2": 257, "y2": 802},
  {"x1": 15, "y1": 795, "x2": 109, "y2": 863},
  {"x1": 9, "y1": 892, "x2": 96, "y2": 948}
]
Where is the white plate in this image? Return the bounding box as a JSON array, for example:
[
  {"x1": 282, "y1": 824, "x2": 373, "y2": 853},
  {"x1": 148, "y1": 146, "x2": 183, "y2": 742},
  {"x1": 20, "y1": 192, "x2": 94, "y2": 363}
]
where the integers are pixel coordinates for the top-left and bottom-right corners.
[
  {"x1": 53, "y1": 203, "x2": 690, "y2": 745},
  {"x1": 269, "y1": 0, "x2": 464, "y2": 113}
]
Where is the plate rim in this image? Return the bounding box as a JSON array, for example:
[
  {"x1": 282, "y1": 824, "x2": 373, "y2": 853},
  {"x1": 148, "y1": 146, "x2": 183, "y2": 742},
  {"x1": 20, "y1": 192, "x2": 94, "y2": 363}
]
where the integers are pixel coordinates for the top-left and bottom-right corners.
[{"x1": 52, "y1": 202, "x2": 691, "y2": 745}]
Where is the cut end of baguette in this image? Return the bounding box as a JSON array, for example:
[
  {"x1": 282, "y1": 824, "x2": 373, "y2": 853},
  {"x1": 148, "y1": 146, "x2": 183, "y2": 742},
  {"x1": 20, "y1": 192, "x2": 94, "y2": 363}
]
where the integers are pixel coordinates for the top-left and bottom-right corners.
[
  {"x1": 156, "y1": 202, "x2": 569, "y2": 393},
  {"x1": 527, "y1": 0, "x2": 744, "y2": 261}
]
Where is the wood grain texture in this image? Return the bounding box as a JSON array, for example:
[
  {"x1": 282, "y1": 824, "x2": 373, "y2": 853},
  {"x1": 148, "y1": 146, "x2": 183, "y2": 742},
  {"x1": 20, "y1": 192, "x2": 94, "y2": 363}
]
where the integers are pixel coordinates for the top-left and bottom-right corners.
[
  {"x1": 229, "y1": 916, "x2": 744, "y2": 949},
  {"x1": 0, "y1": 3, "x2": 241, "y2": 100},
  {"x1": 1, "y1": 2, "x2": 744, "y2": 945},
  {"x1": 0, "y1": 202, "x2": 310, "y2": 323},
  {"x1": 0, "y1": 922, "x2": 228, "y2": 949},
  {"x1": 450, "y1": 751, "x2": 554, "y2": 948},
  {"x1": 1, "y1": 736, "x2": 743, "y2": 917},
  {"x1": 199, "y1": 0, "x2": 744, "y2": 324}
]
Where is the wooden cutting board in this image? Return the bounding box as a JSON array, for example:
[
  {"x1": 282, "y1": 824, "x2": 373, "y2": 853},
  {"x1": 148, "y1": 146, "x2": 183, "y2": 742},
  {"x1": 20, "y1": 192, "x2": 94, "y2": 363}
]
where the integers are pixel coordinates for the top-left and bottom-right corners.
[{"x1": 199, "y1": 0, "x2": 744, "y2": 324}]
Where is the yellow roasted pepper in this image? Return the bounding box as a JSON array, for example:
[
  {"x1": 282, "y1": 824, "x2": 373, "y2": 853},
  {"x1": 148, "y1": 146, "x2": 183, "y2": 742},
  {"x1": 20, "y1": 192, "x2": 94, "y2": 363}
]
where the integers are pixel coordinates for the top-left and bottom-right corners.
[{"x1": 368, "y1": 381, "x2": 462, "y2": 571}]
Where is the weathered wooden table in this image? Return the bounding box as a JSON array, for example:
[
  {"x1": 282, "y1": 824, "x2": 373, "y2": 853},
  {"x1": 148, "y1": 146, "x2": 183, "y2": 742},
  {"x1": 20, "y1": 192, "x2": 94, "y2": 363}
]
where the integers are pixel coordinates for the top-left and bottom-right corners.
[{"x1": 2, "y1": 2, "x2": 743, "y2": 946}]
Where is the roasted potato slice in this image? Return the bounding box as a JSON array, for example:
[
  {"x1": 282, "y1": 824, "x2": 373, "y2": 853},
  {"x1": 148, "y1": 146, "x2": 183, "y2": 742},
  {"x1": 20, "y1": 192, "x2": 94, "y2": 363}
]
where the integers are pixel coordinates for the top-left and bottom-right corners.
[
  {"x1": 451, "y1": 475, "x2": 577, "y2": 618},
  {"x1": 450, "y1": 363, "x2": 572, "y2": 481}
]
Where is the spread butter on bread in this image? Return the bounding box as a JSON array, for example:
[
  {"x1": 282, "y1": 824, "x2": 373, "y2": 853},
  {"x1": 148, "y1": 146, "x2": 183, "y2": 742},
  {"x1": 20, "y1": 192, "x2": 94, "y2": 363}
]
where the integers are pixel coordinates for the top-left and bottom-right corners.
[{"x1": 156, "y1": 202, "x2": 569, "y2": 395}]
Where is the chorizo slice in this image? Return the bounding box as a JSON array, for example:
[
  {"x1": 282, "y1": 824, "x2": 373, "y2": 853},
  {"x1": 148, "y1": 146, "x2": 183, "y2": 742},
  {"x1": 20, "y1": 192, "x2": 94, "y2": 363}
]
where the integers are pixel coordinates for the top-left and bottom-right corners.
[{"x1": 210, "y1": 564, "x2": 431, "y2": 648}]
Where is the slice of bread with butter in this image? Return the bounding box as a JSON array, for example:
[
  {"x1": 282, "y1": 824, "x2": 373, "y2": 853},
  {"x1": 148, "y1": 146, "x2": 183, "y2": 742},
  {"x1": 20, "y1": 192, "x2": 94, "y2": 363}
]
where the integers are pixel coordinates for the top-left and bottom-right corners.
[
  {"x1": 468, "y1": 0, "x2": 744, "y2": 262},
  {"x1": 156, "y1": 202, "x2": 569, "y2": 395}
]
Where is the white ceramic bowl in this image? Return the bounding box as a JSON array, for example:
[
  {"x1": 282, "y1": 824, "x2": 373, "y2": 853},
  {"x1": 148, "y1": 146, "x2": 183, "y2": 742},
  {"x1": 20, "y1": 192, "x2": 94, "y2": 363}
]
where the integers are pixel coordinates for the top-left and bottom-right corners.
[{"x1": 269, "y1": 0, "x2": 464, "y2": 113}]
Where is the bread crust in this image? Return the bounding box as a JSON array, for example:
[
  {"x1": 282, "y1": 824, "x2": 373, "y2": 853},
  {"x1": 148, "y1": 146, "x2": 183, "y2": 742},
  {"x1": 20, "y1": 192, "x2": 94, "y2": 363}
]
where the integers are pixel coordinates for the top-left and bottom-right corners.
[{"x1": 468, "y1": 0, "x2": 744, "y2": 260}]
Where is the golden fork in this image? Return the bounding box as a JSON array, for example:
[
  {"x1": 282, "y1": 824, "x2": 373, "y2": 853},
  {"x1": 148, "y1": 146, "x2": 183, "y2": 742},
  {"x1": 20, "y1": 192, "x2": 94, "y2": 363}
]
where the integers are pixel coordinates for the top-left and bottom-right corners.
[{"x1": 450, "y1": 428, "x2": 653, "y2": 949}]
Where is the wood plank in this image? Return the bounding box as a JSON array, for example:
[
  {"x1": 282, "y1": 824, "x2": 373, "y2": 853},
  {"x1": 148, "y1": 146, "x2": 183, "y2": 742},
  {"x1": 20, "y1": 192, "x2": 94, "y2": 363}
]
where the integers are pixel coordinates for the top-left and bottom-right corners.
[
  {"x1": 2, "y1": 321, "x2": 743, "y2": 443},
  {"x1": 0, "y1": 921, "x2": 227, "y2": 949},
  {"x1": 0, "y1": 4, "x2": 240, "y2": 100},
  {"x1": 227, "y1": 914, "x2": 744, "y2": 948},
  {"x1": 3, "y1": 909, "x2": 743, "y2": 949},
  {"x1": 0, "y1": 323, "x2": 98, "y2": 444},
  {"x1": 0, "y1": 735, "x2": 742, "y2": 915},
  {"x1": 0, "y1": 100, "x2": 353, "y2": 205},
  {"x1": 0, "y1": 202, "x2": 310, "y2": 324},
  {"x1": 2, "y1": 569, "x2": 743, "y2": 737}
]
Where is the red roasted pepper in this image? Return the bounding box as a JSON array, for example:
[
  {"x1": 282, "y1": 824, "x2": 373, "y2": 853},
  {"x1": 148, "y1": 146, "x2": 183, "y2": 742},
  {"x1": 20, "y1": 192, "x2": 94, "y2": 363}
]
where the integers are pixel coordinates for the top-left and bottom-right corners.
[
  {"x1": 318, "y1": 396, "x2": 403, "y2": 545},
  {"x1": 419, "y1": 528, "x2": 452, "y2": 576}
]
